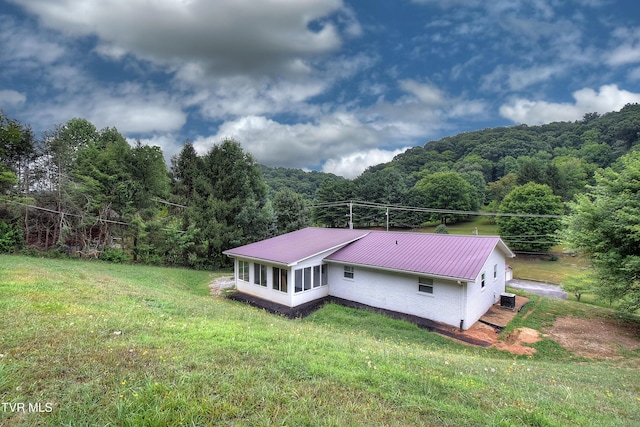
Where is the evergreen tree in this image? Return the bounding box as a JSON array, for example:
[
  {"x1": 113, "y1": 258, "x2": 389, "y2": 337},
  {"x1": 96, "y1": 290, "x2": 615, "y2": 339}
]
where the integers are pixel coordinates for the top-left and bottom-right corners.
[{"x1": 273, "y1": 188, "x2": 309, "y2": 234}]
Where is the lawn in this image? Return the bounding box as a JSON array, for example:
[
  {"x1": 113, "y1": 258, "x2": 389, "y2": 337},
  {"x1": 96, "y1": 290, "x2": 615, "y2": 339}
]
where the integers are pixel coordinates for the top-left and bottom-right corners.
[{"x1": 1, "y1": 255, "x2": 639, "y2": 426}]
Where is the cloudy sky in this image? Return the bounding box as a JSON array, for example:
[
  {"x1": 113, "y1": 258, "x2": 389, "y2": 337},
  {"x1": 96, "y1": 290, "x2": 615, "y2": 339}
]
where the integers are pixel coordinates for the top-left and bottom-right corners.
[{"x1": 2, "y1": 0, "x2": 640, "y2": 178}]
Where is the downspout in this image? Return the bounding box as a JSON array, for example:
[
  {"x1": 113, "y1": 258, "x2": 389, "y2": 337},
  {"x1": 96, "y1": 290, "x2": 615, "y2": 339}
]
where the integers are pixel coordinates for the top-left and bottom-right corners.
[{"x1": 459, "y1": 281, "x2": 466, "y2": 331}]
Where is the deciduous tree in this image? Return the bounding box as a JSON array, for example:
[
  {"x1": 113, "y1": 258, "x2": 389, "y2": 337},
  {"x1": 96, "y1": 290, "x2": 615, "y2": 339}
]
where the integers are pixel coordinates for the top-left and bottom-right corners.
[
  {"x1": 497, "y1": 183, "x2": 563, "y2": 252},
  {"x1": 563, "y1": 151, "x2": 640, "y2": 311}
]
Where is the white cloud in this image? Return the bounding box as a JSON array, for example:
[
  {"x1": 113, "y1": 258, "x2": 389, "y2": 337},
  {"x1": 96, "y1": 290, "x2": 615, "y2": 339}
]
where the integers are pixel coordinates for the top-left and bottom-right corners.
[
  {"x1": 24, "y1": 82, "x2": 187, "y2": 135},
  {"x1": 481, "y1": 64, "x2": 565, "y2": 92},
  {"x1": 89, "y1": 97, "x2": 186, "y2": 134},
  {"x1": 606, "y1": 27, "x2": 640, "y2": 66},
  {"x1": 0, "y1": 90, "x2": 27, "y2": 108},
  {"x1": 0, "y1": 14, "x2": 66, "y2": 75},
  {"x1": 398, "y1": 79, "x2": 447, "y2": 107},
  {"x1": 500, "y1": 84, "x2": 640, "y2": 124},
  {"x1": 11, "y1": 0, "x2": 352, "y2": 78},
  {"x1": 322, "y1": 147, "x2": 410, "y2": 178},
  {"x1": 192, "y1": 113, "x2": 381, "y2": 171}
]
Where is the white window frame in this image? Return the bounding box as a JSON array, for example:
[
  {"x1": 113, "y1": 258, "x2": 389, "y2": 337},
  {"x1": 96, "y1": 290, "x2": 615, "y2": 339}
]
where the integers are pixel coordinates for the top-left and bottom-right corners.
[
  {"x1": 343, "y1": 265, "x2": 354, "y2": 280},
  {"x1": 238, "y1": 260, "x2": 249, "y2": 282},
  {"x1": 321, "y1": 264, "x2": 328, "y2": 286},
  {"x1": 254, "y1": 263, "x2": 267, "y2": 287},
  {"x1": 418, "y1": 277, "x2": 434, "y2": 295},
  {"x1": 272, "y1": 267, "x2": 288, "y2": 293}
]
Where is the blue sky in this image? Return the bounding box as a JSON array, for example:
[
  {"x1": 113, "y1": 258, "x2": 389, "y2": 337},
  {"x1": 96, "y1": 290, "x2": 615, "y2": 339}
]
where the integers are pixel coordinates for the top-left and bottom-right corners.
[{"x1": 2, "y1": 0, "x2": 640, "y2": 178}]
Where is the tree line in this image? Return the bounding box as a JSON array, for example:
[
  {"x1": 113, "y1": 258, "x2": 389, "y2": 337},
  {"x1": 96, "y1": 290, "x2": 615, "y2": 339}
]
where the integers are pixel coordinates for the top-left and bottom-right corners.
[{"x1": 0, "y1": 115, "x2": 310, "y2": 269}]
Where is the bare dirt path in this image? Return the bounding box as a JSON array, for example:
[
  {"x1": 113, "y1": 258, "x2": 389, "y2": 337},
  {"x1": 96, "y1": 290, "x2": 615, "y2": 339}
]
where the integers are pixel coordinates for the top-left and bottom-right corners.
[{"x1": 546, "y1": 316, "x2": 640, "y2": 359}]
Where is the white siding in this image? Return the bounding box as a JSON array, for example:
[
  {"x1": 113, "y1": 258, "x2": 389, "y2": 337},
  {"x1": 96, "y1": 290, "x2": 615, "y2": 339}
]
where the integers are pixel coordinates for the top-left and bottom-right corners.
[
  {"x1": 463, "y1": 248, "x2": 507, "y2": 327},
  {"x1": 290, "y1": 253, "x2": 331, "y2": 306},
  {"x1": 234, "y1": 258, "x2": 292, "y2": 306},
  {"x1": 327, "y1": 263, "x2": 465, "y2": 329}
]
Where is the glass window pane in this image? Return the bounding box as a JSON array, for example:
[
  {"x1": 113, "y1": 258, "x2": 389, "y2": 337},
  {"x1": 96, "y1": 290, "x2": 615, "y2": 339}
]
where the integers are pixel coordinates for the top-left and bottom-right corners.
[
  {"x1": 321, "y1": 264, "x2": 328, "y2": 286},
  {"x1": 419, "y1": 284, "x2": 433, "y2": 294},
  {"x1": 304, "y1": 267, "x2": 312, "y2": 290},
  {"x1": 254, "y1": 263, "x2": 260, "y2": 285},
  {"x1": 313, "y1": 265, "x2": 321, "y2": 288},
  {"x1": 281, "y1": 269, "x2": 288, "y2": 293},
  {"x1": 295, "y1": 269, "x2": 303, "y2": 293}
]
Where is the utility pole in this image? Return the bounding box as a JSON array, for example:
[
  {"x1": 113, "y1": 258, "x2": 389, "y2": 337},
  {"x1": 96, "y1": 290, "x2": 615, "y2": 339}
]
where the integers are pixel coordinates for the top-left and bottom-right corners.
[
  {"x1": 348, "y1": 201, "x2": 353, "y2": 229},
  {"x1": 386, "y1": 207, "x2": 389, "y2": 231}
]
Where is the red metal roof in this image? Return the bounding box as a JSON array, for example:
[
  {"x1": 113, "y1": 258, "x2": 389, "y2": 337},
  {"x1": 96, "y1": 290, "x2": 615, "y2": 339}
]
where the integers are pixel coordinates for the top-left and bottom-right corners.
[
  {"x1": 325, "y1": 231, "x2": 514, "y2": 281},
  {"x1": 223, "y1": 227, "x2": 369, "y2": 265}
]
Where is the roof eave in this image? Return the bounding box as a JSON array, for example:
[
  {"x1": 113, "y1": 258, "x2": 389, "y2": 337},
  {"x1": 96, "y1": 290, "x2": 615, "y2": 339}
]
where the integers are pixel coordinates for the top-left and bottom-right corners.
[
  {"x1": 324, "y1": 259, "x2": 474, "y2": 283},
  {"x1": 222, "y1": 252, "x2": 290, "y2": 268},
  {"x1": 289, "y1": 233, "x2": 370, "y2": 267}
]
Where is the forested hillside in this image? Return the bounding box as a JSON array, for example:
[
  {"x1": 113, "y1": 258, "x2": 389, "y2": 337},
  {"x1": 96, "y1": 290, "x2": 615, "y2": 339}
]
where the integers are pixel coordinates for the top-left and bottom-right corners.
[{"x1": 2, "y1": 104, "x2": 640, "y2": 267}]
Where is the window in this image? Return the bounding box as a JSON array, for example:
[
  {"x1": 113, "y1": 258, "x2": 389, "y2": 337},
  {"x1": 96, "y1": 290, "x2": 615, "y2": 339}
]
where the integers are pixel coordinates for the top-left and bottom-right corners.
[
  {"x1": 344, "y1": 265, "x2": 354, "y2": 279},
  {"x1": 254, "y1": 263, "x2": 267, "y2": 287},
  {"x1": 294, "y1": 267, "x2": 312, "y2": 292},
  {"x1": 493, "y1": 264, "x2": 498, "y2": 280},
  {"x1": 295, "y1": 269, "x2": 303, "y2": 293},
  {"x1": 238, "y1": 260, "x2": 249, "y2": 282},
  {"x1": 321, "y1": 264, "x2": 328, "y2": 286},
  {"x1": 313, "y1": 265, "x2": 321, "y2": 288},
  {"x1": 272, "y1": 267, "x2": 287, "y2": 293},
  {"x1": 418, "y1": 277, "x2": 434, "y2": 294},
  {"x1": 481, "y1": 272, "x2": 486, "y2": 289},
  {"x1": 304, "y1": 267, "x2": 312, "y2": 291}
]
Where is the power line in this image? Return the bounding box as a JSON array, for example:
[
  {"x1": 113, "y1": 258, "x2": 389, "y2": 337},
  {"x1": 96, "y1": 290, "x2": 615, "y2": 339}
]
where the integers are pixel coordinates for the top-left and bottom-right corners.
[{"x1": 308, "y1": 200, "x2": 564, "y2": 219}]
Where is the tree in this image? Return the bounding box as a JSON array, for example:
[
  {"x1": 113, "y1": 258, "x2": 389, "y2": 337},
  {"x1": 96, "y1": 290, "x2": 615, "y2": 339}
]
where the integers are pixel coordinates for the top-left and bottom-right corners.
[
  {"x1": 272, "y1": 189, "x2": 309, "y2": 234},
  {"x1": 353, "y1": 168, "x2": 407, "y2": 226},
  {"x1": 1, "y1": 112, "x2": 36, "y2": 195},
  {"x1": 187, "y1": 138, "x2": 272, "y2": 267},
  {"x1": 516, "y1": 158, "x2": 544, "y2": 185},
  {"x1": 497, "y1": 183, "x2": 563, "y2": 252},
  {"x1": 486, "y1": 173, "x2": 518, "y2": 203},
  {"x1": 314, "y1": 177, "x2": 354, "y2": 228},
  {"x1": 413, "y1": 171, "x2": 475, "y2": 224},
  {"x1": 561, "y1": 271, "x2": 595, "y2": 302},
  {"x1": 563, "y1": 151, "x2": 640, "y2": 311}
]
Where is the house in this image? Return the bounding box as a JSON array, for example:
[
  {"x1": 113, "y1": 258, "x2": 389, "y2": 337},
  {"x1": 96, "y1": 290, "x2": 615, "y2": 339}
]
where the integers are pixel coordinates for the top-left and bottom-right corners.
[{"x1": 223, "y1": 227, "x2": 515, "y2": 330}]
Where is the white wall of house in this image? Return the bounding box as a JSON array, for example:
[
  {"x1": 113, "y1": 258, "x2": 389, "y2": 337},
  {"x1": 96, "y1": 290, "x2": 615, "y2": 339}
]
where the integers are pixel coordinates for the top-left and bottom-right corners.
[
  {"x1": 234, "y1": 258, "x2": 292, "y2": 306},
  {"x1": 327, "y1": 262, "x2": 467, "y2": 329},
  {"x1": 233, "y1": 251, "x2": 332, "y2": 307},
  {"x1": 289, "y1": 252, "x2": 331, "y2": 306},
  {"x1": 463, "y1": 247, "x2": 508, "y2": 327}
]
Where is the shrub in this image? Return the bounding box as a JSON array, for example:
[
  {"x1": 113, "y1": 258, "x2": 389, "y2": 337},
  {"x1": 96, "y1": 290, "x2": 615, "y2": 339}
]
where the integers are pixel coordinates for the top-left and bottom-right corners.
[
  {"x1": 100, "y1": 248, "x2": 129, "y2": 263},
  {"x1": 0, "y1": 222, "x2": 23, "y2": 253}
]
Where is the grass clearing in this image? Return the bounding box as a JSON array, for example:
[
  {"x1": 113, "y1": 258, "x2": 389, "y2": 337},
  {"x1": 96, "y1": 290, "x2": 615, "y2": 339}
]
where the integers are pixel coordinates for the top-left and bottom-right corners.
[{"x1": 1, "y1": 255, "x2": 639, "y2": 426}]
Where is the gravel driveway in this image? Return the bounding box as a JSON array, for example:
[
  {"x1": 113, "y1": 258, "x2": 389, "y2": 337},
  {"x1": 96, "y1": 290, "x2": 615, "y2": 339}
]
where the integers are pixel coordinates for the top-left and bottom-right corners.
[{"x1": 507, "y1": 279, "x2": 568, "y2": 299}]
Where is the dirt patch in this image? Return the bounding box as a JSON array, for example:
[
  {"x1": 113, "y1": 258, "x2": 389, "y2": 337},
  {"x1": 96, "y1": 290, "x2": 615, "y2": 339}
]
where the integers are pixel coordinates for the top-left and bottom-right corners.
[
  {"x1": 209, "y1": 276, "x2": 235, "y2": 295},
  {"x1": 494, "y1": 327, "x2": 541, "y2": 355},
  {"x1": 546, "y1": 316, "x2": 640, "y2": 359},
  {"x1": 459, "y1": 322, "x2": 500, "y2": 345}
]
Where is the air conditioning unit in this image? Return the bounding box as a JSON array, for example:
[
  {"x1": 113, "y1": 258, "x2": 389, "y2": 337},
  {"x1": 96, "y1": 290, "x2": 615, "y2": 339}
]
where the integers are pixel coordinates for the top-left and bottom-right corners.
[{"x1": 500, "y1": 292, "x2": 516, "y2": 310}]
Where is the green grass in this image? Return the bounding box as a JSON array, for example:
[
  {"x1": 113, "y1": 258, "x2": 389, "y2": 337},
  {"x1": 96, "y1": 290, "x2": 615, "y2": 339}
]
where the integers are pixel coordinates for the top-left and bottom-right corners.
[{"x1": 1, "y1": 255, "x2": 639, "y2": 426}]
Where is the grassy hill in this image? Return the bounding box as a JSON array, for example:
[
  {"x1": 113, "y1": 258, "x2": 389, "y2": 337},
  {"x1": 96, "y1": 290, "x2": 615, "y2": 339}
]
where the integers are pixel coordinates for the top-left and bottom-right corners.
[{"x1": 1, "y1": 255, "x2": 639, "y2": 426}]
